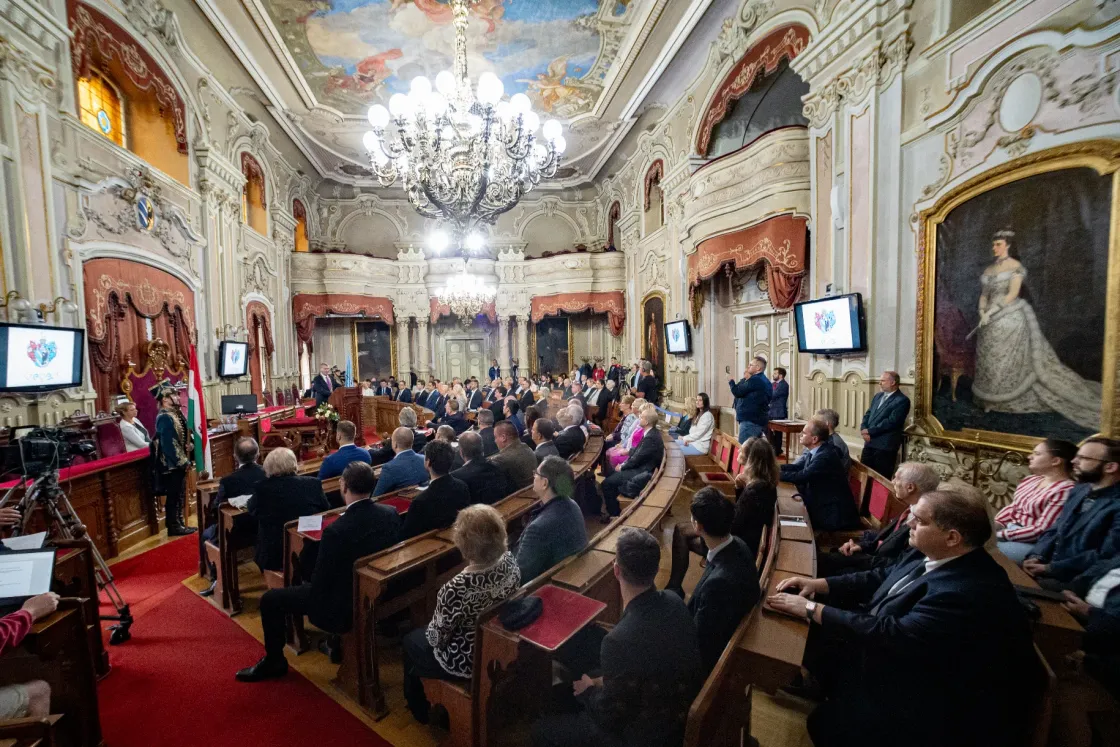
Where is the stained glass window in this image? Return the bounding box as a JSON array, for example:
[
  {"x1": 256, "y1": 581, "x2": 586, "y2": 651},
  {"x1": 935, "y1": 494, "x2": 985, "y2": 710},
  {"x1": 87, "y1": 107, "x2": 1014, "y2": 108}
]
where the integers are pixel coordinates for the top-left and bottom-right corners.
[{"x1": 77, "y1": 72, "x2": 125, "y2": 147}]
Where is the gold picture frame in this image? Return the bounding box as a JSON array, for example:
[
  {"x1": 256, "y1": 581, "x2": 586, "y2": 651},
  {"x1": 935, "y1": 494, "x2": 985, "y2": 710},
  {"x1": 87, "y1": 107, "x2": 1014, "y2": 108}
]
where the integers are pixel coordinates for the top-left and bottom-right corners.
[{"x1": 914, "y1": 140, "x2": 1120, "y2": 448}]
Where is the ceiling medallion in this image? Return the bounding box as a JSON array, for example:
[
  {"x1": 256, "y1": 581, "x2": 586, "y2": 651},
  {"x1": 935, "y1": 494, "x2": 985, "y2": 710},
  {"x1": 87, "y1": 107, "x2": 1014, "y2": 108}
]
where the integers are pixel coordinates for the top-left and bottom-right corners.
[{"x1": 362, "y1": 0, "x2": 566, "y2": 252}]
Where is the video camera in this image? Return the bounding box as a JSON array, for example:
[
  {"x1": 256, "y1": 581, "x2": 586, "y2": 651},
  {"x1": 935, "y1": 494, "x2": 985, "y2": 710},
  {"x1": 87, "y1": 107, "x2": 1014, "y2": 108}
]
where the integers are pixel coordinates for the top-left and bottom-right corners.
[{"x1": 0, "y1": 427, "x2": 97, "y2": 478}]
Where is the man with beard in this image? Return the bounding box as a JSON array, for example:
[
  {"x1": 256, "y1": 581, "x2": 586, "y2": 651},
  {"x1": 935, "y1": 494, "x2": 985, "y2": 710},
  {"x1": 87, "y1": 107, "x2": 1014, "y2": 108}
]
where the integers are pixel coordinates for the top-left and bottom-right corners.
[{"x1": 1024, "y1": 437, "x2": 1120, "y2": 591}]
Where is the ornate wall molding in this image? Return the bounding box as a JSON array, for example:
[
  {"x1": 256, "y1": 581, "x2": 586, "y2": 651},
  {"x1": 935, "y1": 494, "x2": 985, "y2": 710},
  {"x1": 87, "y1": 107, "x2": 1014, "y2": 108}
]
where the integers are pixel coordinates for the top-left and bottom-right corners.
[{"x1": 801, "y1": 29, "x2": 912, "y2": 127}]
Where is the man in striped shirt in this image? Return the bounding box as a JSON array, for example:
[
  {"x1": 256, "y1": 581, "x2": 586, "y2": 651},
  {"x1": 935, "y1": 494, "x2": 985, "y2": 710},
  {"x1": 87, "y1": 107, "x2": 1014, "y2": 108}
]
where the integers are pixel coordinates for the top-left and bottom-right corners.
[{"x1": 994, "y1": 439, "x2": 1077, "y2": 563}]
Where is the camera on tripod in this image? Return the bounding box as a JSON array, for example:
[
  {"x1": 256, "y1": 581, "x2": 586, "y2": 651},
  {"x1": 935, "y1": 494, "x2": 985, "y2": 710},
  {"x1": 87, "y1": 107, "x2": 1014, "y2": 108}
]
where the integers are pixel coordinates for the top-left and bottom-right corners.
[{"x1": 0, "y1": 427, "x2": 97, "y2": 478}]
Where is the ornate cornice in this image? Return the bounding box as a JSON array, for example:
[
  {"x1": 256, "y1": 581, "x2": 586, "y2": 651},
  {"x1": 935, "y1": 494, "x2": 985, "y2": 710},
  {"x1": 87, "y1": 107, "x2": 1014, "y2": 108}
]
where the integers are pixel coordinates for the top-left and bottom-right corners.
[
  {"x1": 801, "y1": 29, "x2": 912, "y2": 128},
  {"x1": 0, "y1": 38, "x2": 56, "y2": 104}
]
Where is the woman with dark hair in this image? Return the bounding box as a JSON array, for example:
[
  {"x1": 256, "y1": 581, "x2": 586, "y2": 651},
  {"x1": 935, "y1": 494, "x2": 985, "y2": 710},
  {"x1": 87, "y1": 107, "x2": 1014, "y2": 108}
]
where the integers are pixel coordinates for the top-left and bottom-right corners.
[
  {"x1": 995, "y1": 438, "x2": 1077, "y2": 563},
  {"x1": 677, "y1": 393, "x2": 714, "y2": 456},
  {"x1": 729, "y1": 437, "x2": 781, "y2": 555}
]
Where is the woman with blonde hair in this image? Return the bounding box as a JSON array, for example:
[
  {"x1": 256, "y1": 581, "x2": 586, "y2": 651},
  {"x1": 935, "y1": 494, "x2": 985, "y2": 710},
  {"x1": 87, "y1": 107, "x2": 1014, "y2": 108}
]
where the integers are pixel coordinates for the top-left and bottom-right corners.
[
  {"x1": 116, "y1": 401, "x2": 150, "y2": 452},
  {"x1": 402, "y1": 504, "x2": 520, "y2": 723},
  {"x1": 606, "y1": 397, "x2": 649, "y2": 471}
]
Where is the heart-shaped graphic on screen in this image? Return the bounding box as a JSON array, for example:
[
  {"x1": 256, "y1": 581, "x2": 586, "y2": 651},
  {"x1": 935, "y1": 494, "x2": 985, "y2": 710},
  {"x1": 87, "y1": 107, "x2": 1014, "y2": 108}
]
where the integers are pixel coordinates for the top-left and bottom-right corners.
[
  {"x1": 231, "y1": 350, "x2": 241, "y2": 364},
  {"x1": 27, "y1": 339, "x2": 57, "y2": 368},
  {"x1": 814, "y1": 310, "x2": 836, "y2": 334}
]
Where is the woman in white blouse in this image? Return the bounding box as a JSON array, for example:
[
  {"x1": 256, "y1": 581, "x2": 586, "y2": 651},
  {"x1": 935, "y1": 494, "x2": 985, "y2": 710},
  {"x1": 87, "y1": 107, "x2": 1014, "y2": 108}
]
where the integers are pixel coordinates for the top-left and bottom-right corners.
[
  {"x1": 677, "y1": 393, "x2": 715, "y2": 456},
  {"x1": 117, "y1": 402, "x2": 150, "y2": 453}
]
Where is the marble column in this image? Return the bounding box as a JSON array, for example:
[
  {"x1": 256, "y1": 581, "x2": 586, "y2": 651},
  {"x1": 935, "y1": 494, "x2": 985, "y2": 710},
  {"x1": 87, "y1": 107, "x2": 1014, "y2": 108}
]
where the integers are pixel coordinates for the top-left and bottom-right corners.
[
  {"x1": 416, "y1": 319, "x2": 430, "y2": 380},
  {"x1": 396, "y1": 318, "x2": 411, "y2": 381},
  {"x1": 517, "y1": 316, "x2": 530, "y2": 377},
  {"x1": 498, "y1": 315, "x2": 511, "y2": 375}
]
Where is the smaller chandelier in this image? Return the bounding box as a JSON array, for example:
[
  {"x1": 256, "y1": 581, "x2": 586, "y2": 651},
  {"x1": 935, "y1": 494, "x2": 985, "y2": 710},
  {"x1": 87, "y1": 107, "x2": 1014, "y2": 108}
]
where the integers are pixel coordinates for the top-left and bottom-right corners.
[
  {"x1": 362, "y1": 0, "x2": 566, "y2": 246},
  {"x1": 438, "y1": 268, "x2": 496, "y2": 327}
]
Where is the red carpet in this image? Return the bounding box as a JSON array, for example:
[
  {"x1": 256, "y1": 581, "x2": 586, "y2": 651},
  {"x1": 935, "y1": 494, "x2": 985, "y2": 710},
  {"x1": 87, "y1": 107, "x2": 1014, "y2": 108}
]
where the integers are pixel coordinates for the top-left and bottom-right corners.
[{"x1": 98, "y1": 537, "x2": 394, "y2": 747}]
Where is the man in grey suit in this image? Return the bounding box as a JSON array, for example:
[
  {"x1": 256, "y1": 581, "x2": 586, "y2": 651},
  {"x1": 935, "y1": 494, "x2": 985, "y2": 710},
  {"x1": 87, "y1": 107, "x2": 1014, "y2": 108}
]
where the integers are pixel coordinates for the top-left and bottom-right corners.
[
  {"x1": 858, "y1": 371, "x2": 910, "y2": 479},
  {"x1": 515, "y1": 456, "x2": 587, "y2": 581}
]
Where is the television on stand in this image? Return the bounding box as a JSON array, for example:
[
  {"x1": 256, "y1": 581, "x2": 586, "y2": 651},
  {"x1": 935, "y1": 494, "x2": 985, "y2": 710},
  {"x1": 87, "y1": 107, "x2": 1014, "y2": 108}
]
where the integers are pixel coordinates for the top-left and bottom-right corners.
[
  {"x1": 218, "y1": 341, "x2": 249, "y2": 378},
  {"x1": 793, "y1": 293, "x2": 867, "y2": 355}
]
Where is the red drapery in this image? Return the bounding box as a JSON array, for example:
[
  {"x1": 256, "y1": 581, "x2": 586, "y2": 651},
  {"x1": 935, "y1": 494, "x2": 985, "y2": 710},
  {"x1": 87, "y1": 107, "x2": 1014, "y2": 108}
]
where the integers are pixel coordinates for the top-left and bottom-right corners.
[
  {"x1": 695, "y1": 24, "x2": 810, "y2": 157},
  {"x1": 68, "y1": 1, "x2": 188, "y2": 154},
  {"x1": 292, "y1": 293, "x2": 395, "y2": 353},
  {"x1": 83, "y1": 258, "x2": 195, "y2": 413},
  {"x1": 246, "y1": 301, "x2": 274, "y2": 402},
  {"x1": 687, "y1": 214, "x2": 809, "y2": 311},
  {"x1": 607, "y1": 201, "x2": 621, "y2": 248},
  {"x1": 530, "y1": 292, "x2": 626, "y2": 336}
]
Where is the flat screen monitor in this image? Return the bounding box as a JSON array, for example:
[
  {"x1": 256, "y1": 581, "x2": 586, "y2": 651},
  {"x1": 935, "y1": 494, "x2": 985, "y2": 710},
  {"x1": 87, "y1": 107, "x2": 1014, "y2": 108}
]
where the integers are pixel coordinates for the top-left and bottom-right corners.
[
  {"x1": 220, "y1": 394, "x2": 258, "y2": 416},
  {"x1": 0, "y1": 549, "x2": 56, "y2": 605},
  {"x1": 664, "y1": 320, "x2": 692, "y2": 355},
  {"x1": 0, "y1": 323, "x2": 84, "y2": 393},
  {"x1": 218, "y1": 341, "x2": 249, "y2": 378},
  {"x1": 793, "y1": 293, "x2": 867, "y2": 355}
]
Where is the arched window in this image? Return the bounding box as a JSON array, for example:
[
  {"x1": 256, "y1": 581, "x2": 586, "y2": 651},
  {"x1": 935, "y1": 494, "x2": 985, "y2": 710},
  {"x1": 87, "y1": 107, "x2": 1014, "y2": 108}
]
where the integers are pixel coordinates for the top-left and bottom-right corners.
[
  {"x1": 643, "y1": 160, "x2": 664, "y2": 236},
  {"x1": 241, "y1": 153, "x2": 268, "y2": 235},
  {"x1": 77, "y1": 71, "x2": 125, "y2": 147},
  {"x1": 293, "y1": 199, "x2": 309, "y2": 252}
]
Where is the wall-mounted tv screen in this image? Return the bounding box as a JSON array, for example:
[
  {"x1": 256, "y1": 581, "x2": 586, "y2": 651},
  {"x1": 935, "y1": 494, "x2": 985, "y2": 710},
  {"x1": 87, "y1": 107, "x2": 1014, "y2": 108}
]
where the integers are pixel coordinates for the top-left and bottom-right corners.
[
  {"x1": 664, "y1": 320, "x2": 692, "y2": 355},
  {"x1": 793, "y1": 293, "x2": 867, "y2": 355},
  {"x1": 0, "y1": 323, "x2": 84, "y2": 393},
  {"x1": 218, "y1": 341, "x2": 249, "y2": 378}
]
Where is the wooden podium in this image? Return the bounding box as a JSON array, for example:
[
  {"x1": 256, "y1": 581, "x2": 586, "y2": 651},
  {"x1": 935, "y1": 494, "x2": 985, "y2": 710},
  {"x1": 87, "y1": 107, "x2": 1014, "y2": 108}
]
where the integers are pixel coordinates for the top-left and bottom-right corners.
[{"x1": 328, "y1": 386, "x2": 364, "y2": 434}]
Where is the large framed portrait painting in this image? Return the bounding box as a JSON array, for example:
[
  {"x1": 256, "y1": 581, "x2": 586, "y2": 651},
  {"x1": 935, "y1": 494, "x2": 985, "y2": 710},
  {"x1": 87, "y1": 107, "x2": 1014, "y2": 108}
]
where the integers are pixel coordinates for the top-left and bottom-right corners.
[
  {"x1": 641, "y1": 294, "x2": 666, "y2": 386},
  {"x1": 917, "y1": 142, "x2": 1120, "y2": 445}
]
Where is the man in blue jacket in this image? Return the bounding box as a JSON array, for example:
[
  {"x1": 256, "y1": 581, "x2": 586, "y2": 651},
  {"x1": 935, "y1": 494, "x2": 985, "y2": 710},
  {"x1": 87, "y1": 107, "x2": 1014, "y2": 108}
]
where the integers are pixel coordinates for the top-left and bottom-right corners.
[
  {"x1": 768, "y1": 366, "x2": 790, "y2": 455},
  {"x1": 318, "y1": 420, "x2": 372, "y2": 482},
  {"x1": 858, "y1": 371, "x2": 911, "y2": 478},
  {"x1": 728, "y1": 356, "x2": 771, "y2": 444},
  {"x1": 1025, "y1": 437, "x2": 1120, "y2": 590},
  {"x1": 516, "y1": 456, "x2": 587, "y2": 581},
  {"x1": 373, "y1": 427, "x2": 429, "y2": 497}
]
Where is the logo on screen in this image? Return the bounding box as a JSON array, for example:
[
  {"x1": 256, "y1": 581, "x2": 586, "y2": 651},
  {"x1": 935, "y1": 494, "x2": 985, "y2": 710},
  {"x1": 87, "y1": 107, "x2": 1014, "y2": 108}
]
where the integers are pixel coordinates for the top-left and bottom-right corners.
[
  {"x1": 814, "y1": 310, "x2": 837, "y2": 334},
  {"x1": 671, "y1": 328, "x2": 681, "y2": 343},
  {"x1": 27, "y1": 339, "x2": 57, "y2": 368},
  {"x1": 230, "y1": 349, "x2": 241, "y2": 365}
]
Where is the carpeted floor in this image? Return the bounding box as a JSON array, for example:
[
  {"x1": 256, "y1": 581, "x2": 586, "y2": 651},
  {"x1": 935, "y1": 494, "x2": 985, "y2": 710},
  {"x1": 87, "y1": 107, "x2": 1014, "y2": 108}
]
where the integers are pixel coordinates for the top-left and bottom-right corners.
[{"x1": 97, "y1": 536, "x2": 393, "y2": 747}]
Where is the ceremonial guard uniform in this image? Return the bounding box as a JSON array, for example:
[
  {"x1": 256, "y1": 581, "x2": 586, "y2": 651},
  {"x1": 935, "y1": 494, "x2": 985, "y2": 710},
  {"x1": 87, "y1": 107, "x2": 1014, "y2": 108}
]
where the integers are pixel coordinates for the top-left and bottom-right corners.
[{"x1": 151, "y1": 380, "x2": 196, "y2": 536}]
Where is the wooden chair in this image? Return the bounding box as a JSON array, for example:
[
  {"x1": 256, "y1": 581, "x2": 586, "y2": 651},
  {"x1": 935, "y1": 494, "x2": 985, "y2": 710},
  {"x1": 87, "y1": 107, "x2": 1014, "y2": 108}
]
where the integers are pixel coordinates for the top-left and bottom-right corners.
[
  {"x1": 0, "y1": 714, "x2": 64, "y2": 746},
  {"x1": 262, "y1": 390, "x2": 274, "y2": 408},
  {"x1": 260, "y1": 432, "x2": 294, "y2": 459},
  {"x1": 275, "y1": 388, "x2": 286, "y2": 406},
  {"x1": 818, "y1": 463, "x2": 902, "y2": 547},
  {"x1": 420, "y1": 677, "x2": 473, "y2": 747}
]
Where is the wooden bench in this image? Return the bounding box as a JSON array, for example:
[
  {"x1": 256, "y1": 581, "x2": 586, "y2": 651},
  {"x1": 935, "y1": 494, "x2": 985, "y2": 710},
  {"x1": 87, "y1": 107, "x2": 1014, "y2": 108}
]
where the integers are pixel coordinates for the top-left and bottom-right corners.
[
  {"x1": 50, "y1": 539, "x2": 109, "y2": 678},
  {"x1": 991, "y1": 549, "x2": 1083, "y2": 663}
]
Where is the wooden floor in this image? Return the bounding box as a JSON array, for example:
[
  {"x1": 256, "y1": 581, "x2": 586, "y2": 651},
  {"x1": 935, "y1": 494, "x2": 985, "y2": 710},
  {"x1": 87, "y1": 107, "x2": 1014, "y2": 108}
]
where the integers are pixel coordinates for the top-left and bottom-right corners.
[{"x1": 124, "y1": 483, "x2": 811, "y2": 747}]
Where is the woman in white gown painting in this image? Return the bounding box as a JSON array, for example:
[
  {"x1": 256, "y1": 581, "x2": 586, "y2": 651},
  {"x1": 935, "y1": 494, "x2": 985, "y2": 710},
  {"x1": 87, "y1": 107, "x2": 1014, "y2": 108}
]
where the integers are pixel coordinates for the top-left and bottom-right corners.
[{"x1": 972, "y1": 230, "x2": 1101, "y2": 431}]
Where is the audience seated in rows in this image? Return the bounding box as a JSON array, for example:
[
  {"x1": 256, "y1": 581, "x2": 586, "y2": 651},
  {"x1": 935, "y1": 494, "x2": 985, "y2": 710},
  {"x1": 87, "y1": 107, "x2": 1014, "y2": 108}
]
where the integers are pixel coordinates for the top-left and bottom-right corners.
[
  {"x1": 370, "y1": 408, "x2": 427, "y2": 467},
  {"x1": 994, "y1": 438, "x2": 1077, "y2": 563},
  {"x1": 515, "y1": 456, "x2": 588, "y2": 581},
  {"x1": 399, "y1": 441, "x2": 471, "y2": 540},
  {"x1": 491, "y1": 421, "x2": 536, "y2": 491},
  {"x1": 237, "y1": 462, "x2": 400, "y2": 682},
  {"x1": 403, "y1": 505, "x2": 521, "y2": 723},
  {"x1": 599, "y1": 408, "x2": 663, "y2": 520},
  {"x1": 435, "y1": 425, "x2": 463, "y2": 470},
  {"x1": 668, "y1": 488, "x2": 760, "y2": 673},
  {"x1": 768, "y1": 488, "x2": 1038, "y2": 747},
  {"x1": 779, "y1": 418, "x2": 859, "y2": 532},
  {"x1": 521, "y1": 409, "x2": 541, "y2": 449},
  {"x1": 814, "y1": 409, "x2": 850, "y2": 472},
  {"x1": 451, "y1": 431, "x2": 509, "y2": 505},
  {"x1": 247, "y1": 448, "x2": 330, "y2": 571},
  {"x1": 318, "y1": 420, "x2": 372, "y2": 480},
  {"x1": 475, "y1": 408, "x2": 499, "y2": 457},
  {"x1": 1062, "y1": 554, "x2": 1120, "y2": 699},
  {"x1": 676, "y1": 393, "x2": 715, "y2": 456},
  {"x1": 1024, "y1": 437, "x2": 1120, "y2": 591},
  {"x1": 532, "y1": 417, "x2": 560, "y2": 463},
  {"x1": 373, "y1": 428, "x2": 429, "y2": 497},
  {"x1": 817, "y1": 462, "x2": 941, "y2": 577},
  {"x1": 504, "y1": 400, "x2": 525, "y2": 437},
  {"x1": 532, "y1": 528, "x2": 702, "y2": 747}
]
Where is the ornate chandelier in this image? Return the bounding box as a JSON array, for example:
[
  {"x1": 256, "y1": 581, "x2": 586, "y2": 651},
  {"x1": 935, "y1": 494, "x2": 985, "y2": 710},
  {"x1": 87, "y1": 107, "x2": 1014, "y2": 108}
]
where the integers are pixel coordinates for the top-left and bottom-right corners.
[
  {"x1": 362, "y1": 0, "x2": 565, "y2": 250},
  {"x1": 437, "y1": 267, "x2": 497, "y2": 326}
]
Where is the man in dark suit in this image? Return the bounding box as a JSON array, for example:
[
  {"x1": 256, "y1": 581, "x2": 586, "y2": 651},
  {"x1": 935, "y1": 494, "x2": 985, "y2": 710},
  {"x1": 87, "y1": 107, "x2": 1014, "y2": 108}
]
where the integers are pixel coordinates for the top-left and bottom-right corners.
[
  {"x1": 236, "y1": 462, "x2": 400, "y2": 682},
  {"x1": 399, "y1": 441, "x2": 471, "y2": 539},
  {"x1": 396, "y1": 386, "x2": 413, "y2": 404},
  {"x1": 310, "y1": 364, "x2": 335, "y2": 405},
  {"x1": 767, "y1": 366, "x2": 790, "y2": 455},
  {"x1": 729, "y1": 356, "x2": 770, "y2": 443},
  {"x1": 595, "y1": 380, "x2": 618, "y2": 425},
  {"x1": 488, "y1": 359, "x2": 501, "y2": 382},
  {"x1": 768, "y1": 489, "x2": 1038, "y2": 747},
  {"x1": 600, "y1": 409, "x2": 663, "y2": 519},
  {"x1": 779, "y1": 419, "x2": 860, "y2": 532},
  {"x1": 375, "y1": 378, "x2": 392, "y2": 397},
  {"x1": 532, "y1": 418, "x2": 560, "y2": 463},
  {"x1": 516, "y1": 456, "x2": 588, "y2": 581},
  {"x1": 451, "y1": 432, "x2": 510, "y2": 505},
  {"x1": 426, "y1": 384, "x2": 447, "y2": 421},
  {"x1": 247, "y1": 448, "x2": 330, "y2": 572},
  {"x1": 1024, "y1": 437, "x2": 1120, "y2": 590},
  {"x1": 200, "y1": 437, "x2": 265, "y2": 597},
  {"x1": 858, "y1": 370, "x2": 911, "y2": 479},
  {"x1": 317, "y1": 420, "x2": 372, "y2": 482},
  {"x1": 474, "y1": 408, "x2": 499, "y2": 457},
  {"x1": 373, "y1": 428, "x2": 429, "y2": 496},
  {"x1": 438, "y1": 398, "x2": 469, "y2": 434},
  {"x1": 553, "y1": 408, "x2": 586, "y2": 459},
  {"x1": 670, "y1": 488, "x2": 759, "y2": 673},
  {"x1": 466, "y1": 382, "x2": 484, "y2": 411},
  {"x1": 818, "y1": 462, "x2": 941, "y2": 577},
  {"x1": 606, "y1": 357, "x2": 622, "y2": 386},
  {"x1": 532, "y1": 528, "x2": 702, "y2": 747},
  {"x1": 504, "y1": 399, "x2": 525, "y2": 437},
  {"x1": 635, "y1": 361, "x2": 660, "y2": 405},
  {"x1": 518, "y1": 380, "x2": 535, "y2": 412},
  {"x1": 490, "y1": 421, "x2": 537, "y2": 490}
]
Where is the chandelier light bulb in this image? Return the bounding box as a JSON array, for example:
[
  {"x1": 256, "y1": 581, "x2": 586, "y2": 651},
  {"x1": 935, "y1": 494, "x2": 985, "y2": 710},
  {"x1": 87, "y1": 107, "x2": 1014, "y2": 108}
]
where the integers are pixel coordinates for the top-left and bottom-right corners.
[
  {"x1": 495, "y1": 101, "x2": 512, "y2": 122},
  {"x1": 410, "y1": 76, "x2": 432, "y2": 98},
  {"x1": 389, "y1": 93, "x2": 412, "y2": 118},
  {"x1": 523, "y1": 110, "x2": 540, "y2": 133},
  {"x1": 425, "y1": 92, "x2": 448, "y2": 117},
  {"x1": 553, "y1": 136, "x2": 567, "y2": 154},
  {"x1": 362, "y1": 131, "x2": 379, "y2": 152},
  {"x1": 465, "y1": 232, "x2": 485, "y2": 252},
  {"x1": 435, "y1": 70, "x2": 456, "y2": 96},
  {"x1": 543, "y1": 119, "x2": 562, "y2": 141},
  {"x1": 477, "y1": 72, "x2": 503, "y2": 105},
  {"x1": 509, "y1": 93, "x2": 531, "y2": 115},
  {"x1": 368, "y1": 104, "x2": 390, "y2": 128},
  {"x1": 430, "y1": 230, "x2": 450, "y2": 253}
]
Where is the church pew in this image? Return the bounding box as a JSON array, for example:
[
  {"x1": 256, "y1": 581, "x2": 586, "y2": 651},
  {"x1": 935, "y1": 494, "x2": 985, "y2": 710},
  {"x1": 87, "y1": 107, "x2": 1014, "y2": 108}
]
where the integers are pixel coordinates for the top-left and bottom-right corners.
[
  {"x1": 991, "y1": 549, "x2": 1083, "y2": 663},
  {"x1": 0, "y1": 601, "x2": 101, "y2": 747},
  {"x1": 50, "y1": 539, "x2": 110, "y2": 678},
  {"x1": 451, "y1": 434, "x2": 680, "y2": 747},
  {"x1": 351, "y1": 435, "x2": 605, "y2": 720}
]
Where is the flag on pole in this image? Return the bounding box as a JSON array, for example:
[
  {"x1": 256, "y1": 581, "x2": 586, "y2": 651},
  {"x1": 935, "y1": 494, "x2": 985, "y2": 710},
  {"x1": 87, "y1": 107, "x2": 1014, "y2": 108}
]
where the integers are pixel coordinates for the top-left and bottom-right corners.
[
  {"x1": 187, "y1": 345, "x2": 212, "y2": 476},
  {"x1": 345, "y1": 355, "x2": 354, "y2": 387}
]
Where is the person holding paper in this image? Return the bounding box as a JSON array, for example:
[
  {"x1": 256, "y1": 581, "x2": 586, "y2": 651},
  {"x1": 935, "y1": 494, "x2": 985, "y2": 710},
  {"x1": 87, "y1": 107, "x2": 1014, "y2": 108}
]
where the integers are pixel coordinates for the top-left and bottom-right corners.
[
  {"x1": 0, "y1": 592, "x2": 58, "y2": 720},
  {"x1": 237, "y1": 462, "x2": 399, "y2": 682}
]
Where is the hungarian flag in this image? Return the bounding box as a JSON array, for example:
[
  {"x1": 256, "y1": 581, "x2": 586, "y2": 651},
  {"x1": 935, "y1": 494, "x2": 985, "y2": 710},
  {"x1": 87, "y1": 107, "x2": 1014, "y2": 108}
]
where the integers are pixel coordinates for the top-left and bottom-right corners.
[{"x1": 187, "y1": 346, "x2": 212, "y2": 476}]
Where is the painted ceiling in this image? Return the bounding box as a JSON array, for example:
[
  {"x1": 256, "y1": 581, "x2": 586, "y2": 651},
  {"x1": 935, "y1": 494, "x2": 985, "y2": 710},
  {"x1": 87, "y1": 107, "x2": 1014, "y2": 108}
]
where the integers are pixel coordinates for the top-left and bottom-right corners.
[{"x1": 260, "y1": 0, "x2": 634, "y2": 119}]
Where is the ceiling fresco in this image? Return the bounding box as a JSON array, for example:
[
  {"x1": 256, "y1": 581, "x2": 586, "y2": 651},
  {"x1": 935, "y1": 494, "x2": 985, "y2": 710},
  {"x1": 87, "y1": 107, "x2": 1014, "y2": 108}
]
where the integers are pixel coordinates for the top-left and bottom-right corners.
[{"x1": 260, "y1": 0, "x2": 636, "y2": 119}]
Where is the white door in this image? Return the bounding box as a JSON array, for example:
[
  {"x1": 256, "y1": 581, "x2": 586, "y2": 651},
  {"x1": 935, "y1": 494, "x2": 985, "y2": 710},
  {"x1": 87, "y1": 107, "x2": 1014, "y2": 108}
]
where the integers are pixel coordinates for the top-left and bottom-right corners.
[{"x1": 444, "y1": 337, "x2": 486, "y2": 381}]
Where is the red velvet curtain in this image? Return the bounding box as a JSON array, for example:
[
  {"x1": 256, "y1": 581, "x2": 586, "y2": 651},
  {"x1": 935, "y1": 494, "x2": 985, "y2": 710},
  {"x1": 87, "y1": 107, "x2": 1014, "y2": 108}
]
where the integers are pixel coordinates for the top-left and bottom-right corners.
[
  {"x1": 84, "y1": 258, "x2": 195, "y2": 413},
  {"x1": 246, "y1": 301, "x2": 274, "y2": 402}
]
